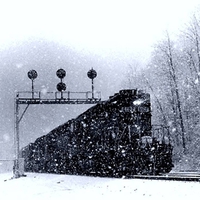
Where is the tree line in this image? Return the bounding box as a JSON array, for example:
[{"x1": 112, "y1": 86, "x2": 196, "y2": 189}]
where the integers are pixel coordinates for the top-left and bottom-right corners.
[{"x1": 123, "y1": 14, "x2": 200, "y2": 170}]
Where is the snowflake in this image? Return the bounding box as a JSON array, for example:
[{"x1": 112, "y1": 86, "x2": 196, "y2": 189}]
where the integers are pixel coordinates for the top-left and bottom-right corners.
[
  {"x1": 172, "y1": 128, "x2": 176, "y2": 133},
  {"x1": 195, "y1": 79, "x2": 199, "y2": 84},
  {"x1": 16, "y1": 63, "x2": 23, "y2": 68}
]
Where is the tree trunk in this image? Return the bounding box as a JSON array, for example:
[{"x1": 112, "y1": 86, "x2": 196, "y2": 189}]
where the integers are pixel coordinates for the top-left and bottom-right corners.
[{"x1": 167, "y1": 35, "x2": 186, "y2": 153}]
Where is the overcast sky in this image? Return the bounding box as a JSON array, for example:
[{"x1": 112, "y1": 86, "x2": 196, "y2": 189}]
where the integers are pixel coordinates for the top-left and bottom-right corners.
[
  {"x1": 0, "y1": 0, "x2": 200, "y2": 159},
  {"x1": 0, "y1": 0, "x2": 199, "y2": 58}
]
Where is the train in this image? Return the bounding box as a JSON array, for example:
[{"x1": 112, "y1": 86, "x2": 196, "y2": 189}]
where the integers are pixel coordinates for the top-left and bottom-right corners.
[{"x1": 21, "y1": 89, "x2": 173, "y2": 177}]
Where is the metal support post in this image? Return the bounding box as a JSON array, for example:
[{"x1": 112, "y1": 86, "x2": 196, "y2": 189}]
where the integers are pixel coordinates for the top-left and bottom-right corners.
[
  {"x1": 91, "y1": 78, "x2": 94, "y2": 99},
  {"x1": 31, "y1": 79, "x2": 34, "y2": 98},
  {"x1": 14, "y1": 97, "x2": 20, "y2": 178}
]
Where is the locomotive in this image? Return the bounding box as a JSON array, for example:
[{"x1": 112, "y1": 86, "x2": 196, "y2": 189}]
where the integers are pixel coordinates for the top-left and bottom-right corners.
[{"x1": 21, "y1": 89, "x2": 173, "y2": 177}]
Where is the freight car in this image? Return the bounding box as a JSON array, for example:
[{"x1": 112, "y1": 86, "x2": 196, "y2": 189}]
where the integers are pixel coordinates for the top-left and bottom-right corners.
[{"x1": 22, "y1": 89, "x2": 173, "y2": 177}]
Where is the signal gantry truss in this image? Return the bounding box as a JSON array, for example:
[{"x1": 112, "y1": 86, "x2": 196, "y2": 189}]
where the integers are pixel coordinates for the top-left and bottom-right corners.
[{"x1": 14, "y1": 68, "x2": 101, "y2": 178}]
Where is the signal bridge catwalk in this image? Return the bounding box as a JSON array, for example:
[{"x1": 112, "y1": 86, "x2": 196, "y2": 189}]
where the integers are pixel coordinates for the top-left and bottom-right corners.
[{"x1": 16, "y1": 90, "x2": 101, "y2": 105}]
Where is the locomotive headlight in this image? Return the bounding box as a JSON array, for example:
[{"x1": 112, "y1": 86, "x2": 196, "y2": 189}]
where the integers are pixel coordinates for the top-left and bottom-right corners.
[{"x1": 133, "y1": 99, "x2": 144, "y2": 105}]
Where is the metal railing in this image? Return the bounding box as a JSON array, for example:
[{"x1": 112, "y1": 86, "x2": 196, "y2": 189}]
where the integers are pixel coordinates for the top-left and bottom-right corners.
[{"x1": 16, "y1": 91, "x2": 101, "y2": 101}]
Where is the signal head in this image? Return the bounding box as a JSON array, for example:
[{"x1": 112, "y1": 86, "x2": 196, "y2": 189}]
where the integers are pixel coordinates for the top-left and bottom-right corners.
[
  {"x1": 28, "y1": 70, "x2": 38, "y2": 80},
  {"x1": 57, "y1": 82, "x2": 66, "y2": 92},
  {"x1": 87, "y1": 68, "x2": 97, "y2": 79},
  {"x1": 56, "y1": 69, "x2": 66, "y2": 79}
]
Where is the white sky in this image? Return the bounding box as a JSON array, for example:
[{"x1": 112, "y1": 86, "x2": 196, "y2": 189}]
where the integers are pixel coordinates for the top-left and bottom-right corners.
[{"x1": 0, "y1": 0, "x2": 199, "y2": 56}]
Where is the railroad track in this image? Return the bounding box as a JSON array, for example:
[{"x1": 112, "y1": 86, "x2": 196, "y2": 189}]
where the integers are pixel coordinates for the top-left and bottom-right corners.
[{"x1": 127, "y1": 172, "x2": 200, "y2": 182}]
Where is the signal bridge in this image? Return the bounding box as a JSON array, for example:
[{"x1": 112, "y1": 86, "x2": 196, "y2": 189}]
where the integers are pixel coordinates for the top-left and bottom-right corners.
[{"x1": 14, "y1": 68, "x2": 101, "y2": 178}]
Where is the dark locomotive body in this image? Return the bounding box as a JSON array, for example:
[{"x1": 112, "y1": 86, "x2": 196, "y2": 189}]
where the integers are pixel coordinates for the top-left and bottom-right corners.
[{"x1": 22, "y1": 89, "x2": 173, "y2": 177}]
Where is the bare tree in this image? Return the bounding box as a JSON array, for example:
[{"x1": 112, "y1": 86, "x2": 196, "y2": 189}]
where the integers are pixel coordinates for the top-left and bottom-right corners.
[{"x1": 150, "y1": 33, "x2": 186, "y2": 153}]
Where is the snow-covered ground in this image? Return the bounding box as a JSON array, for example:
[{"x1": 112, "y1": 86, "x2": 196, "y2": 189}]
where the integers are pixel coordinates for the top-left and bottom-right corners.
[{"x1": 0, "y1": 172, "x2": 200, "y2": 200}]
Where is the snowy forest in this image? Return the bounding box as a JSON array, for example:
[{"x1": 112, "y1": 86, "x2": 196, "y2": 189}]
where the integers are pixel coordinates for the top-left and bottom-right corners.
[{"x1": 123, "y1": 15, "x2": 200, "y2": 170}]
